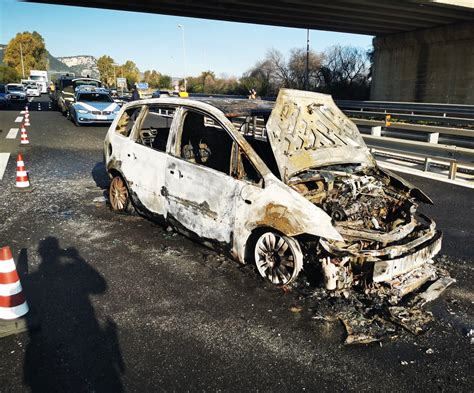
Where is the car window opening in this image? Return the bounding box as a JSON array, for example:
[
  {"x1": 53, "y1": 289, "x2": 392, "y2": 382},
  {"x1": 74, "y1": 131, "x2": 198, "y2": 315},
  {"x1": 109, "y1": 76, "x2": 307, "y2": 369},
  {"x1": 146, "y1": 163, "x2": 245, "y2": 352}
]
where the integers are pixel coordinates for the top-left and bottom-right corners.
[
  {"x1": 230, "y1": 115, "x2": 281, "y2": 180},
  {"x1": 231, "y1": 144, "x2": 263, "y2": 185},
  {"x1": 115, "y1": 107, "x2": 141, "y2": 137},
  {"x1": 136, "y1": 106, "x2": 176, "y2": 152},
  {"x1": 179, "y1": 111, "x2": 234, "y2": 176}
]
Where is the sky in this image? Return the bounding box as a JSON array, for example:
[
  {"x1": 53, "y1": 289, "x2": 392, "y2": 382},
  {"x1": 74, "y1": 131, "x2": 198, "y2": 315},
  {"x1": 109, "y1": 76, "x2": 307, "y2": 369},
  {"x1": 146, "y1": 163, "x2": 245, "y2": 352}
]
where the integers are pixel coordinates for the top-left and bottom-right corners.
[{"x1": 0, "y1": 0, "x2": 373, "y2": 78}]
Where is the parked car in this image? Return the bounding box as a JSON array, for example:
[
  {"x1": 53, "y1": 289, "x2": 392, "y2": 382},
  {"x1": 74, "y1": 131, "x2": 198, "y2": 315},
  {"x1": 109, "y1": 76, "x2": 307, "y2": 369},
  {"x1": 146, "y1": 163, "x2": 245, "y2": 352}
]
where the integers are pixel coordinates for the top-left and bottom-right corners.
[
  {"x1": 25, "y1": 83, "x2": 41, "y2": 97},
  {"x1": 6, "y1": 83, "x2": 27, "y2": 103},
  {"x1": 103, "y1": 89, "x2": 444, "y2": 300},
  {"x1": 0, "y1": 84, "x2": 12, "y2": 108},
  {"x1": 69, "y1": 87, "x2": 120, "y2": 126}
]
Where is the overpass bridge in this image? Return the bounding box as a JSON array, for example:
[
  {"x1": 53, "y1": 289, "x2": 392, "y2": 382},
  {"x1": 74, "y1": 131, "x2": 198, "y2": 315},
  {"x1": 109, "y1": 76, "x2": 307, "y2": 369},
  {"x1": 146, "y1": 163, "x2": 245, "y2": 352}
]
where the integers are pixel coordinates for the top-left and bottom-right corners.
[{"x1": 28, "y1": 0, "x2": 474, "y2": 103}]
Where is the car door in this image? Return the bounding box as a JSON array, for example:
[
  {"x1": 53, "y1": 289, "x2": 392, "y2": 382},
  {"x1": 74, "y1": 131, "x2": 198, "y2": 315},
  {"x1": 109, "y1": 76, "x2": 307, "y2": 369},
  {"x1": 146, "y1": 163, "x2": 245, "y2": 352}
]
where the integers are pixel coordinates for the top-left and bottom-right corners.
[
  {"x1": 121, "y1": 105, "x2": 177, "y2": 217},
  {"x1": 164, "y1": 109, "x2": 244, "y2": 245}
]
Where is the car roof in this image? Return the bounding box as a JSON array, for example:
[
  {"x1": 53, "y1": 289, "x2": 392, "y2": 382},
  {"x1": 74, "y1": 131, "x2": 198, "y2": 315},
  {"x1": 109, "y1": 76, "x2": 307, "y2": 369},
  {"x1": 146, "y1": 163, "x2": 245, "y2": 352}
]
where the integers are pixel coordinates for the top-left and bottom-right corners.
[{"x1": 191, "y1": 97, "x2": 275, "y2": 118}]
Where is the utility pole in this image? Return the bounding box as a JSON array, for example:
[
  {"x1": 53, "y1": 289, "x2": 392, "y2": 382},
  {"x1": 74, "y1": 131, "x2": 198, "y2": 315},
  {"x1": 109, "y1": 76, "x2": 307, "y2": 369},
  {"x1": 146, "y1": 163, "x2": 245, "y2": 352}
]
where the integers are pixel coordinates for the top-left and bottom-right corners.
[
  {"x1": 177, "y1": 24, "x2": 187, "y2": 92},
  {"x1": 19, "y1": 42, "x2": 25, "y2": 78},
  {"x1": 305, "y1": 29, "x2": 310, "y2": 91},
  {"x1": 112, "y1": 63, "x2": 119, "y2": 89}
]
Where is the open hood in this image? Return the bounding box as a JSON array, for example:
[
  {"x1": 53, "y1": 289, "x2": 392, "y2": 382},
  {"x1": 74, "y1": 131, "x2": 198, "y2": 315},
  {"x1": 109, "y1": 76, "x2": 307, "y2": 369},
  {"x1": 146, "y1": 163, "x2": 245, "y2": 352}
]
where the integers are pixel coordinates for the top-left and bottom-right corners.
[{"x1": 266, "y1": 89, "x2": 372, "y2": 182}]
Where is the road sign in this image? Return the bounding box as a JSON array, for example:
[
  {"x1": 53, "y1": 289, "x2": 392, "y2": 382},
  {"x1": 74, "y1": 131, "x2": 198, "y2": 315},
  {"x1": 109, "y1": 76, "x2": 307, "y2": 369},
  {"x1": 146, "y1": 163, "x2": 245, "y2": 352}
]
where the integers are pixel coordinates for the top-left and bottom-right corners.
[{"x1": 116, "y1": 77, "x2": 127, "y2": 88}]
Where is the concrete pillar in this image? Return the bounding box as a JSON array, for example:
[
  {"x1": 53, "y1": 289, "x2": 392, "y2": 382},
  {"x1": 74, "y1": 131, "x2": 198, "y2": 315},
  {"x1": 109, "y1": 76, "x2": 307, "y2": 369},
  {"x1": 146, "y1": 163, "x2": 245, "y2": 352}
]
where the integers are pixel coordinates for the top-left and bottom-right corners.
[{"x1": 371, "y1": 22, "x2": 474, "y2": 104}]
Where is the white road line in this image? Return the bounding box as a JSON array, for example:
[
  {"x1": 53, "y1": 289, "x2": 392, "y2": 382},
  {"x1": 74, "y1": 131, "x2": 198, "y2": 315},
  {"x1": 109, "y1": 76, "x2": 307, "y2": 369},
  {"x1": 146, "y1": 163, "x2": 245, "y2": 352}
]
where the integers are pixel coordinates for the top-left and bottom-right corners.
[
  {"x1": 6, "y1": 128, "x2": 19, "y2": 139},
  {"x1": 20, "y1": 111, "x2": 25, "y2": 114},
  {"x1": 14, "y1": 116, "x2": 23, "y2": 123},
  {"x1": 0, "y1": 153, "x2": 10, "y2": 180}
]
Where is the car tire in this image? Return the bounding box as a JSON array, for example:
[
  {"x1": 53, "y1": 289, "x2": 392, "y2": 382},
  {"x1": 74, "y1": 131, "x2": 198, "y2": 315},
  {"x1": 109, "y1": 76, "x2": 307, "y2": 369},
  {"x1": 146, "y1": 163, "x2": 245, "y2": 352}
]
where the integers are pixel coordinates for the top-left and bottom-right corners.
[
  {"x1": 109, "y1": 175, "x2": 134, "y2": 214},
  {"x1": 252, "y1": 231, "x2": 303, "y2": 286}
]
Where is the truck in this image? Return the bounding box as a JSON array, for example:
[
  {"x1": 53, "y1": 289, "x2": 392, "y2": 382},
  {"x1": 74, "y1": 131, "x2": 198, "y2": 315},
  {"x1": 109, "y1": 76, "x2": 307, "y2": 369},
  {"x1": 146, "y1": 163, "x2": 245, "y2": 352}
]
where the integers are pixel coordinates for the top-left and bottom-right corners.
[{"x1": 29, "y1": 70, "x2": 48, "y2": 94}]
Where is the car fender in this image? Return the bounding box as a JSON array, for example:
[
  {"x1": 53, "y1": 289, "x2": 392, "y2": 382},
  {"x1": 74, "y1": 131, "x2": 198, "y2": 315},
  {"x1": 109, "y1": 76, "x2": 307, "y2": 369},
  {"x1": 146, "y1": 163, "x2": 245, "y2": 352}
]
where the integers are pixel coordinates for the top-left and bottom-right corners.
[
  {"x1": 234, "y1": 175, "x2": 343, "y2": 263},
  {"x1": 247, "y1": 178, "x2": 343, "y2": 240}
]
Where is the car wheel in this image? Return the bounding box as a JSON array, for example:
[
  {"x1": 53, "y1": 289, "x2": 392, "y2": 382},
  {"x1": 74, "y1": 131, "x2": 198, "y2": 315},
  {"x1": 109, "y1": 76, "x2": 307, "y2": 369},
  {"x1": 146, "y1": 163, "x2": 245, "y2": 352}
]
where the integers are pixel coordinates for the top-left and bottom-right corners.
[
  {"x1": 109, "y1": 175, "x2": 133, "y2": 213},
  {"x1": 253, "y1": 231, "x2": 303, "y2": 286}
]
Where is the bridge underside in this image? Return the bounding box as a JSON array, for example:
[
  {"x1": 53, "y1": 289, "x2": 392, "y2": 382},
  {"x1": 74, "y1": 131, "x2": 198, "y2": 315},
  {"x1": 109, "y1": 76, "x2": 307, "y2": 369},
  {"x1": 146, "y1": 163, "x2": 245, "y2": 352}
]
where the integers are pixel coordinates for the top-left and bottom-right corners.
[
  {"x1": 27, "y1": 1, "x2": 474, "y2": 103},
  {"x1": 26, "y1": 0, "x2": 474, "y2": 36}
]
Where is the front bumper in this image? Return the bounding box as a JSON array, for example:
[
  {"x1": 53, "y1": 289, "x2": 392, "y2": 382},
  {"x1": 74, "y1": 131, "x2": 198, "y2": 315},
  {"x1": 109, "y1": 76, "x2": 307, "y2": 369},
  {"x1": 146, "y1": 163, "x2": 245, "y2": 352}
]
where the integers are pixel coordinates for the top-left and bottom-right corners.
[
  {"x1": 75, "y1": 113, "x2": 117, "y2": 124},
  {"x1": 10, "y1": 96, "x2": 27, "y2": 101}
]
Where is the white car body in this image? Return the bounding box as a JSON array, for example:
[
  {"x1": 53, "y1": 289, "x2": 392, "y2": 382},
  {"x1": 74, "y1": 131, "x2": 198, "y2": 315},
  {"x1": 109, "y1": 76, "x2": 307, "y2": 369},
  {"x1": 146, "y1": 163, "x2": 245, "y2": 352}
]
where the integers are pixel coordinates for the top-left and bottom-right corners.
[{"x1": 25, "y1": 84, "x2": 41, "y2": 97}]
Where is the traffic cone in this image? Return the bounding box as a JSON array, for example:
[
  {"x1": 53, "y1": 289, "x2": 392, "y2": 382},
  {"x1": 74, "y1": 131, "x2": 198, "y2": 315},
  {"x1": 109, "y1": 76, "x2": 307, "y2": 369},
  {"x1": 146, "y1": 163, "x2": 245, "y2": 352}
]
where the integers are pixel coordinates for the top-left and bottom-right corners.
[
  {"x1": 20, "y1": 125, "x2": 29, "y2": 145},
  {"x1": 0, "y1": 246, "x2": 29, "y2": 320},
  {"x1": 0, "y1": 246, "x2": 36, "y2": 337},
  {"x1": 14, "y1": 153, "x2": 33, "y2": 192},
  {"x1": 24, "y1": 112, "x2": 30, "y2": 126}
]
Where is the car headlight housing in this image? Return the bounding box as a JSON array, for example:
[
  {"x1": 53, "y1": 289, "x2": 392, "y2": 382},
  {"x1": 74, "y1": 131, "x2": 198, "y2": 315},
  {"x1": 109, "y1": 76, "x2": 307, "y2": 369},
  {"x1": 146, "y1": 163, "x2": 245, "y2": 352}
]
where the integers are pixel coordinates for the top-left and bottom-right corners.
[{"x1": 77, "y1": 109, "x2": 89, "y2": 114}]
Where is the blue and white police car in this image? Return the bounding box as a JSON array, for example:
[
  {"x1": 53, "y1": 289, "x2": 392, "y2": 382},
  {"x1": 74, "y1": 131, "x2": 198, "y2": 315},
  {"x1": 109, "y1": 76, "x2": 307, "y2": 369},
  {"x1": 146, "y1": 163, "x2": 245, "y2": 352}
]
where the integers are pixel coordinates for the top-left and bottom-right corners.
[{"x1": 69, "y1": 87, "x2": 120, "y2": 126}]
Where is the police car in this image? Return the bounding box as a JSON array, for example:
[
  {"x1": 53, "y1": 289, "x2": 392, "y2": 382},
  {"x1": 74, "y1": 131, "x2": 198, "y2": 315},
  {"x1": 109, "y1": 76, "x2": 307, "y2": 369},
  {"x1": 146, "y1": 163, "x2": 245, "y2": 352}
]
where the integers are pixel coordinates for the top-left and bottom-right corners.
[{"x1": 69, "y1": 87, "x2": 120, "y2": 126}]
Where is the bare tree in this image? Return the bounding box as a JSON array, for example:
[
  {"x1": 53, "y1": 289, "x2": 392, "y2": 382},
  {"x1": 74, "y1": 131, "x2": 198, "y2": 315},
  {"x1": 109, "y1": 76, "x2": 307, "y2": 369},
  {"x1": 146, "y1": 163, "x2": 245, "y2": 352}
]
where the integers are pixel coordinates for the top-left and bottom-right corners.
[{"x1": 319, "y1": 45, "x2": 371, "y2": 99}]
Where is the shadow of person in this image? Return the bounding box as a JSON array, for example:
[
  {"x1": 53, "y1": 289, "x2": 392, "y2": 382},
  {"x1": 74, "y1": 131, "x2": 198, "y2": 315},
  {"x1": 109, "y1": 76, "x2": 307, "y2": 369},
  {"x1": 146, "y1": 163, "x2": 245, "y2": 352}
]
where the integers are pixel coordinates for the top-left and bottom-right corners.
[{"x1": 21, "y1": 237, "x2": 124, "y2": 392}]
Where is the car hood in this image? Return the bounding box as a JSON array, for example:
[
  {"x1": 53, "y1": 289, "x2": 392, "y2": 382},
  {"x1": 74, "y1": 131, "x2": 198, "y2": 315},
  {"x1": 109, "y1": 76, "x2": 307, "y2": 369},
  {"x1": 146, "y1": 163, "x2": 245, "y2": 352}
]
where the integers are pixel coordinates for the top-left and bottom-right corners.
[
  {"x1": 75, "y1": 101, "x2": 118, "y2": 112},
  {"x1": 266, "y1": 89, "x2": 372, "y2": 182}
]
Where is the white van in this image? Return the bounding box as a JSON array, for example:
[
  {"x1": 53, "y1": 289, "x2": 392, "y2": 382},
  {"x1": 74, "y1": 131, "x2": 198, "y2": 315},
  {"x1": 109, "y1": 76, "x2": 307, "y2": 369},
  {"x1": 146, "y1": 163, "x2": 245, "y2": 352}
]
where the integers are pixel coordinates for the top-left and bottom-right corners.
[{"x1": 29, "y1": 70, "x2": 48, "y2": 93}]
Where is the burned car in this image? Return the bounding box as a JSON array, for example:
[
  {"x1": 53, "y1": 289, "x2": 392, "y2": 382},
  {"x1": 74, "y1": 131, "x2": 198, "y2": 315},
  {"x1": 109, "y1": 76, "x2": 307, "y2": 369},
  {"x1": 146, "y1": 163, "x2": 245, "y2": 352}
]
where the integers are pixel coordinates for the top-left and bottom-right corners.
[{"x1": 104, "y1": 89, "x2": 445, "y2": 301}]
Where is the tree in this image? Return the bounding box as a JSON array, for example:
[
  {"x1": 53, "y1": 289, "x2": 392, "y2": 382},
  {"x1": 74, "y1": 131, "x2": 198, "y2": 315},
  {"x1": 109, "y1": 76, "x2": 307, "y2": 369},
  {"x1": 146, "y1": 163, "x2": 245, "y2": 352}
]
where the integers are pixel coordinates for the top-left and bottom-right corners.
[
  {"x1": 158, "y1": 74, "x2": 172, "y2": 89},
  {"x1": 121, "y1": 60, "x2": 140, "y2": 88},
  {"x1": 143, "y1": 70, "x2": 162, "y2": 88},
  {"x1": 319, "y1": 45, "x2": 371, "y2": 100},
  {"x1": 3, "y1": 31, "x2": 47, "y2": 78},
  {"x1": 287, "y1": 48, "x2": 323, "y2": 90},
  {"x1": 97, "y1": 55, "x2": 115, "y2": 87},
  {"x1": 240, "y1": 47, "x2": 322, "y2": 96},
  {"x1": 240, "y1": 59, "x2": 277, "y2": 97},
  {"x1": 0, "y1": 65, "x2": 20, "y2": 84}
]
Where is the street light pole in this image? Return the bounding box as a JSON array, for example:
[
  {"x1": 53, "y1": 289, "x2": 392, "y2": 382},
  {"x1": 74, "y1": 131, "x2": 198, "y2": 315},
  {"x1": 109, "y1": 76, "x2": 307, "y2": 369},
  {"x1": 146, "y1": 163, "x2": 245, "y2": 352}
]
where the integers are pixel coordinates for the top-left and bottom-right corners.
[
  {"x1": 305, "y1": 29, "x2": 310, "y2": 91},
  {"x1": 177, "y1": 24, "x2": 187, "y2": 92},
  {"x1": 19, "y1": 42, "x2": 25, "y2": 78}
]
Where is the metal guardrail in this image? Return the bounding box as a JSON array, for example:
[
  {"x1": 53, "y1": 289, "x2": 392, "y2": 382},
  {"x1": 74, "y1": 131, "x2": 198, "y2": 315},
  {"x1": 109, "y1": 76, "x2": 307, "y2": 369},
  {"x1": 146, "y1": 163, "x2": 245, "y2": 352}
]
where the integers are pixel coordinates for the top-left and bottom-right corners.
[
  {"x1": 363, "y1": 135, "x2": 474, "y2": 180},
  {"x1": 336, "y1": 100, "x2": 474, "y2": 118},
  {"x1": 353, "y1": 119, "x2": 473, "y2": 138},
  {"x1": 345, "y1": 110, "x2": 474, "y2": 127}
]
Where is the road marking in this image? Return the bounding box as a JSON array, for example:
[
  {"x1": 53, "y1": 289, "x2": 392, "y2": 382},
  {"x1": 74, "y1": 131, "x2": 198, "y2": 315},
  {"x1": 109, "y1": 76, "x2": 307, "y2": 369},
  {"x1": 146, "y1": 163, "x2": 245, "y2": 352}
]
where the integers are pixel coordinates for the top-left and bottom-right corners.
[
  {"x1": 0, "y1": 153, "x2": 10, "y2": 180},
  {"x1": 20, "y1": 111, "x2": 25, "y2": 114},
  {"x1": 6, "y1": 128, "x2": 19, "y2": 139},
  {"x1": 15, "y1": 116, "x2": 23, "y2": 123}
]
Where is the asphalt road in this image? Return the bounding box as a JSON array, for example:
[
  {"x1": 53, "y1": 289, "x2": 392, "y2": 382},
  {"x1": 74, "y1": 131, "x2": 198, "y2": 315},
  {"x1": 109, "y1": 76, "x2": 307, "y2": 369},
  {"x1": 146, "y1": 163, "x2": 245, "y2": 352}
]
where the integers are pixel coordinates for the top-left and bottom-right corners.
[{"x1": 0, "y1": 96, "x2": 472, "y2": 392}]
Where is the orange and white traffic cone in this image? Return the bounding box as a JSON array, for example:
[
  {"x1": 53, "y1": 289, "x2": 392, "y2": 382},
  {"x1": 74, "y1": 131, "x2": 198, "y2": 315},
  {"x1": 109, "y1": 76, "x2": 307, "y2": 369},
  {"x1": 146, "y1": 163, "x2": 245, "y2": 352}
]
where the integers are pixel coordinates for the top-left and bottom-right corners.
[
  {"x1": 0, "y1": 246, "x2": 37, "y2": 337},
  {"x1": 24, "y1": 105, "x2": 29, "y2": 113},
  {"x1": 0, "y1": 246, "x2": 29, "y2": 320},
  {"x1": 24, "y1": 112, "x2": 30, "y2": 127},
  {"x1": 20, "y1": 125, "x2": 29, "y2": 145},
  {"x1": 14, "y1": 153, "x2": 33, "y2": 192}
]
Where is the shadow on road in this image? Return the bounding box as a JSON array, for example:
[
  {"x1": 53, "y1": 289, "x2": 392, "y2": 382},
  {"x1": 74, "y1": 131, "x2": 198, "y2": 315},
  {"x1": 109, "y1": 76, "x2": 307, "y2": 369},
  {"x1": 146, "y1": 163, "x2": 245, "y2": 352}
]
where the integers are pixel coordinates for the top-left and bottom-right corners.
[
  {"x1": 18, "y1": 237, "x2": 124, "y2": 392},
  {"x1": 92, "y1": 161, "x2": 110, "y2": 190}
]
